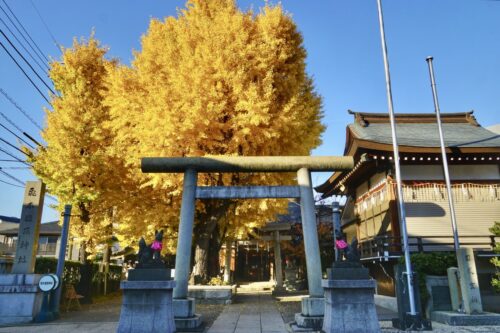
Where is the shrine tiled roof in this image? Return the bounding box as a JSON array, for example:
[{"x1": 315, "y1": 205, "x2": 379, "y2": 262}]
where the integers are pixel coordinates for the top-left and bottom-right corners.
[
  {"x1": 350, "y1": 122, "x2": 500, "y2": 148},
  {"x1": 348, "y1": 110, "x2": 500, "y2": 149},
  {"x1": 315, "y1": 111, "x2": 500, "y2": 197}
]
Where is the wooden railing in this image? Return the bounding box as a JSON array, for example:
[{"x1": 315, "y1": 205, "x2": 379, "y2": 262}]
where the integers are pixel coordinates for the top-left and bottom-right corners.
[{"x1": 358, "y1": 235, "x2": 497, "y2": 261}]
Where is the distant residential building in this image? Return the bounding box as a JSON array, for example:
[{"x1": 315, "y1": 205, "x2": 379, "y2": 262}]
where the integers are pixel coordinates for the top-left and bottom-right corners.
[
  {"x1": 0, "y1": 216, "x2": 20, "y2": 246},
  {"x1": 0, "y1": 218, "x2": 80, "y2": 261}
]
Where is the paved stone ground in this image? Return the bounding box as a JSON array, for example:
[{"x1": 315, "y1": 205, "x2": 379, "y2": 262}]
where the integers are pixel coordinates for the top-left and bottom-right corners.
[
  {"x1": 0, "y1": 291, "x2": 223, "y2": 333},
  {"x1": 379, "y1": 321, "x2": 500, "y2": 332},
  {"x1": 275, "y1": 294, "x2": 500, "y2": 333},
  {"x1": 0, "y1": 287, "x2": 499, "y2": 333},
  {"x1": 208, "y1": 291, "x2": 287, "y2": 333}
]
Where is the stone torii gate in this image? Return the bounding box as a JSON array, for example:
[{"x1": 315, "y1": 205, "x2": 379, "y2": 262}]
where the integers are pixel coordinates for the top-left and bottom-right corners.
[{"x1": 141, "y1": 156, "x2": 353, "y2": 329}]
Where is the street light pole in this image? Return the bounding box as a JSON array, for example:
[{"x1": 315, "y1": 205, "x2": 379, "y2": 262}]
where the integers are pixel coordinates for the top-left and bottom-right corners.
[{"x1": 376, "y1": 0, "x2": 417, "y2": 316}]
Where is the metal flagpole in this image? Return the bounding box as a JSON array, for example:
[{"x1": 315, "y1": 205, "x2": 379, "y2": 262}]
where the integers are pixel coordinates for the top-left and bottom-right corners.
[
  {"x1": 425, "y1": 56, "x2": 461, "y2": 254},
  {"x1": 376, "y1": 0, "x2": 417, "y2": 316}
]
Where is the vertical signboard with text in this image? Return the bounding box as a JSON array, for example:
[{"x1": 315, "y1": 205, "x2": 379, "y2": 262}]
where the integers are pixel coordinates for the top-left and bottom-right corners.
[{"x1": 11, "y1": 181, "x2": 45, "y2": 274}]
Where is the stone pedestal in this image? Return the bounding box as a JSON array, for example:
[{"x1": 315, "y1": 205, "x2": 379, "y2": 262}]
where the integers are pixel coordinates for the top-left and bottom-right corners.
[
  {"x1": 117, "y1": 280, "x2": 176, "y2": 333},
  {"x1": 432, "y1": 311, "x2": 500, "y2": 326},
  {"x1": 447, "y1": 267, "x2": 461, "y2": 311},
  {"x1": 293, "y1": 296, "x2": 325, "y2": 330},
  {"x1": 0, "y1": 274, "x2": 44, "y2": 325},
  {"x1": 322, "y1": 263, "x2": 379, "y2": 333},
  {"x1": 174, "y1": 298, "x2": 202, "y2": 331}
]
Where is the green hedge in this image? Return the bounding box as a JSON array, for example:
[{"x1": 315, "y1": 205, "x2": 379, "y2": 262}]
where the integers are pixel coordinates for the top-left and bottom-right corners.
[
  {"x1": 35, "y1": 257, "x2": 83, "y2": 285},
  {"x1": 400, "y1": 252, "x2": 457, "y2": 316},
  {"x1": 35, "y1": 257, "x2": 123, "y2": 295}
]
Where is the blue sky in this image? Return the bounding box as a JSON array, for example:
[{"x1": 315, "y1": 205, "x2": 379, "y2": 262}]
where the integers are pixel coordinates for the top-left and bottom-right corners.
[{"x1": 0, "y1": 0, "x2": 498, "y2": 222}]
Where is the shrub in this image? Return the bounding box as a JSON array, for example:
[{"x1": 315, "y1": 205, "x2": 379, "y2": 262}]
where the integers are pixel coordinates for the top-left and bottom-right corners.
[
  {"x1": 35, "y1": 257, "x2": 123, "y2": 292},
  {"x1": 400, "y1": 252, "x2": 457, "y2": 316},
  {"x1": 35, "y1": 257, "x2": 82, "y2": 285},
  {"x1": 490, "y1": 221, "x2": 500, "y2": 292},
  {"x1": 207, "y1": 276, "x2": 226, "y2": 286}
]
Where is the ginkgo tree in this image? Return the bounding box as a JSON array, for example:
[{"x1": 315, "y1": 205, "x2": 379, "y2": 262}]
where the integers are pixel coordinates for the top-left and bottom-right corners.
[
  {"x1": 31, "y1": 37, "x2": 117, "y2": 245},
  {"x1": 105, "y1": 0, "x2": 325, "y2": 281},
  {"x1": 27, "y1": 36, "x2": 120, "y2": 302},
  {"x1": 31, "y1": 0, "x2": 325, "y2": 283}
]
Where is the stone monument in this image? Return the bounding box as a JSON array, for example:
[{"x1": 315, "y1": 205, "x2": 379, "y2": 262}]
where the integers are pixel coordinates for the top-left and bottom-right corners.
[
  {"x1": 431, "y1": 248, "x2": 500, "y2": 326},
  {"x1": 117, "y1": 230, "x2": 176, "y2": 333},
  {"x1": 322, "y1": 236, "x2": 380, "y2": 333},
  {"x1": 456, "y1": 247, "x2": 482, "y2": 314},
  {"x1": 284, "y1": 258, "x2": 299, "y2": 291},
  {"x1": 0, "y1": 181, "x2": 46, "y2": 325}
]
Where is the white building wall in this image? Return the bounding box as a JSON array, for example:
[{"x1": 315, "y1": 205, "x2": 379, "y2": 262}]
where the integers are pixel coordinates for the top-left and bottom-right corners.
[
  {"x1": 401, "y1": 164, "x2": 499, "y2": 181},
  {"x1": 403, "y1": 183, "x2": 499, "y2": 251}
]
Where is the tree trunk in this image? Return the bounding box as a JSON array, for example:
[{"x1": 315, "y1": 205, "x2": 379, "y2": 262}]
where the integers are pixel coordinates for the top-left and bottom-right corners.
[
  {"x1": 191, "y1": 218, "x2": 217, "y2": 284},
  {"x1": 207, "y1": 225, "x2": 222, "y2": 278},
  {"x1": 190, "y1": 201, "x2": 230, "y2": 284},
  {"x1": 76, "y1": 203, "x2": 93, "y2": 304},
  {"x1": 77, "y1": 241, "x2": 93, "y2": 304}
]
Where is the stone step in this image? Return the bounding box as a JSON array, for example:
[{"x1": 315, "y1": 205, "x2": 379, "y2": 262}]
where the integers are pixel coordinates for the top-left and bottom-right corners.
[{"x1": 236, "y1": 281, "x2": 275, "y2": 292}]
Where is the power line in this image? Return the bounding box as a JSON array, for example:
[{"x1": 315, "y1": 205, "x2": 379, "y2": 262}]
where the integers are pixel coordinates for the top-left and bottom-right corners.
[
  {"x1": 0, "y1": 97, "x2": 41, "y2": 147},
  {"x1": 0, "y1": 169, "x2": 57, "y2": 210},
  {"x1": 29, "y1": 0, "x2": 61, "y2": 54},
  {"x1": 0, "y1": 106, "x2": 24, "y2": 133},
  {"x1": 0, "y1": 120, "x2": 35, "y2": 149},
  {"x1": 0, "y1": 166, "x2": 29, "y2": 169},
  {"x1": 0, "y1": 176, "x2": 23, "y2": 188},
  {"x1": 0, "y1": 146, "x2": 28, "y2": 165},
  {"x1": 0, "y1": 0, "x2": 49, "y2": 65},
  {"x1": 0, "y1": 87, "x2": 45, "y2": 132},
  {"x1": 0, "y1": 15, "x2": 48, "y2": 74},
  {"x1": 0, "y1": 42, "x2": 50, "y2": 104},
  {"x1": 45, "y1": 194, "x2": 58, "y2": 202},
  {"x1": 0, "y1": 167, "x2": 25, "y2": 185},
  {"x1": 0, "y1": 159, "x2": 27, "y2": 162},
  {"x1": 0, "y1": 135, "x2": 29, "y2": 156},
  {"x1": 23, "y1": 132, "x2": 43, "y2": 147},
  {"x1": 0, "y1": 29, "x2": 55, "y2": 94}
]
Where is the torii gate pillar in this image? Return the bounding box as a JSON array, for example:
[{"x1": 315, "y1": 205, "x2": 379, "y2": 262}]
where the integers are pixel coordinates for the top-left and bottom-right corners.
[{"x1": 173, "y1": 168, "x2": 197, "y2": 299}]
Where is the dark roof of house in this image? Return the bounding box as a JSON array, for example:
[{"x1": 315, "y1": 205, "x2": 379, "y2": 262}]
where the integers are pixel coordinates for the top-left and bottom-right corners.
[
  {"x1": 0, "y1": 216, "x2": 20, "y2": 223},
  {"x1": 0, "y1": 221, "x2": 61, "y2": 236}
]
